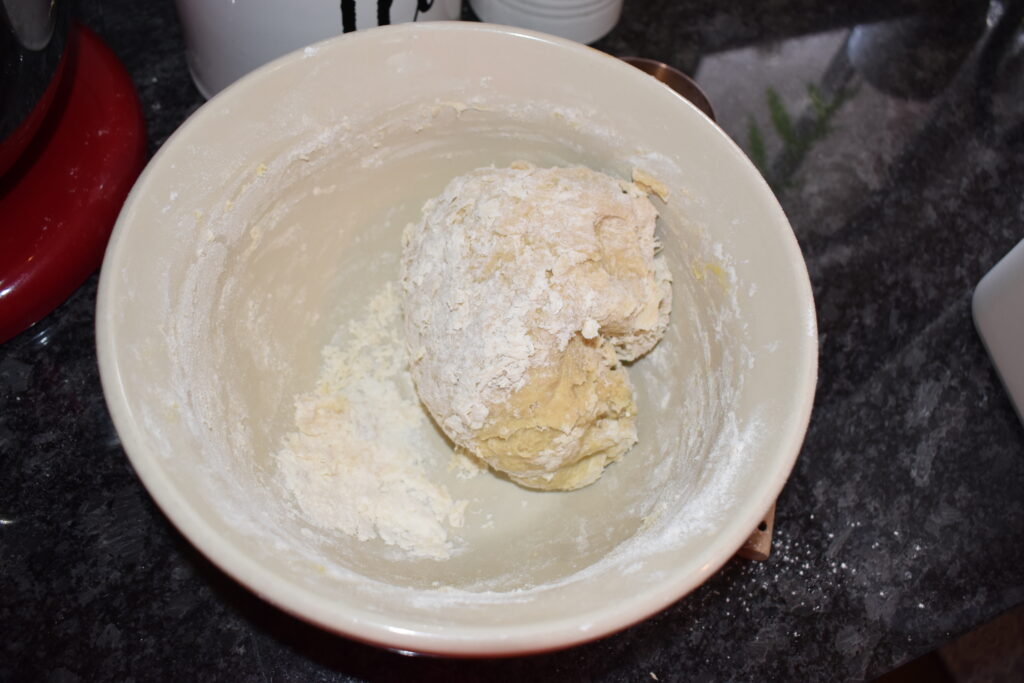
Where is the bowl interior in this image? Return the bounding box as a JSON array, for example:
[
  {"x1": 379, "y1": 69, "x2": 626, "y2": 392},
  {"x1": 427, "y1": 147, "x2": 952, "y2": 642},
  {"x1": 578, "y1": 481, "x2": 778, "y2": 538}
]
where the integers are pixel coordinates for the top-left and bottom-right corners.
[{"x1": 98, "y1": 23, "x2": 816, "y2": 654}]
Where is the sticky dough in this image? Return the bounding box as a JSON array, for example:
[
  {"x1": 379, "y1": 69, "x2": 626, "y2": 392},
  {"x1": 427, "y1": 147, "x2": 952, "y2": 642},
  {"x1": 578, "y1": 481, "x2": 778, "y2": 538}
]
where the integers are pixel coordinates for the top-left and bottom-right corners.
[{"x1": 401, "y1": 162, "x2": 672, "y2": 490}]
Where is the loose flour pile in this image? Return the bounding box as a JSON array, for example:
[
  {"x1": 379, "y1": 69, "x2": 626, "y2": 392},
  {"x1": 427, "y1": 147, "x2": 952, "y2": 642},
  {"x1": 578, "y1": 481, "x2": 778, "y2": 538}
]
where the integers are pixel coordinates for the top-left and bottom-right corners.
[{"x1": 276, "y1": 283, "x2": 466, "y2": 560}]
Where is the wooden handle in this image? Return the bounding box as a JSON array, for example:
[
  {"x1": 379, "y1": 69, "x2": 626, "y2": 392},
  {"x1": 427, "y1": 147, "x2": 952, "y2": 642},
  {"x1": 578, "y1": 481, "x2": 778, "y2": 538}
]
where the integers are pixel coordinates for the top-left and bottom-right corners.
[{"x1": 737, "y1": 503, "x2": 775, "y2": 561}]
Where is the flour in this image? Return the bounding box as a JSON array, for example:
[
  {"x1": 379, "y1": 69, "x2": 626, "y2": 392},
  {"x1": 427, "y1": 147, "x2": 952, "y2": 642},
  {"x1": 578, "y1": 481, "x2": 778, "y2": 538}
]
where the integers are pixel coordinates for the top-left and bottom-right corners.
[
  {"x1": 276, "y1": 283, "x2": 466, "y2": 560},
  {"x1": 449, "y1": 447, "x2": 486, "y2": 480}
]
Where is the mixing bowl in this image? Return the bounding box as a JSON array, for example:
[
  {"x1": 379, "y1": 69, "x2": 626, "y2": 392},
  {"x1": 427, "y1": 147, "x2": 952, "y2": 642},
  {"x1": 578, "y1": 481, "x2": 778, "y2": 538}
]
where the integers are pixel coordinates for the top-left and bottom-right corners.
[{"x1": 96, "y1": 22, "x2": 817, "y2": 656}]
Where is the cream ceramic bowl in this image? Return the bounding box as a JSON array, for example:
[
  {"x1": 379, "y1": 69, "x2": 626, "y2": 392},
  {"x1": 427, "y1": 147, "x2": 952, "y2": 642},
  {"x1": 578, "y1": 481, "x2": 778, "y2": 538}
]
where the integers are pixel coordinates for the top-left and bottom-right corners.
[{"x1": 97, "y1": 22, "x2": 817, "y2": 656}]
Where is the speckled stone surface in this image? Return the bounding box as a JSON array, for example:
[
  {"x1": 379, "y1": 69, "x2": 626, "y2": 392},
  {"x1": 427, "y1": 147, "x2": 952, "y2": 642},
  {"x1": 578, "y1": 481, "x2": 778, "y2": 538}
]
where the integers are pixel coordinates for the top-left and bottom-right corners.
[{"x1": 3, "y1": 0, "x2": 1023, "y2": 680}]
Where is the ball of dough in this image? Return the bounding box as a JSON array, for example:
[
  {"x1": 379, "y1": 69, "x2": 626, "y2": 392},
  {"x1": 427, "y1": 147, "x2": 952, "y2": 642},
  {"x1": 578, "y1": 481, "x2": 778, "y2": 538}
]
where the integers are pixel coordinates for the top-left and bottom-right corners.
[{"x1": 401, "y1": 163, "x2": 671, "y2": 490}]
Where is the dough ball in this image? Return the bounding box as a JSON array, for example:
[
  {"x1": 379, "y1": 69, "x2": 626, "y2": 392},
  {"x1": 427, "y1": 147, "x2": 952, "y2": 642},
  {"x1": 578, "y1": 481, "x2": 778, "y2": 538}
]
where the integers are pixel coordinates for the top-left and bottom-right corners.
[{"x1": 401, "y1": 163, "x2": 671, "y2": 490}]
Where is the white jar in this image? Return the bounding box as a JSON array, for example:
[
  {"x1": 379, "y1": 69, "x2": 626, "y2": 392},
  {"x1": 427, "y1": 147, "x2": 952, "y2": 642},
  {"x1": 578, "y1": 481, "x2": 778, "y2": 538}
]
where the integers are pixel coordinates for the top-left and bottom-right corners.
[
  {"x1": 175, "y1": 0, "x2": 462, "y2": 98},
  {"x1": 469, "y1": 0, "x2": 622, "y2": 44}
]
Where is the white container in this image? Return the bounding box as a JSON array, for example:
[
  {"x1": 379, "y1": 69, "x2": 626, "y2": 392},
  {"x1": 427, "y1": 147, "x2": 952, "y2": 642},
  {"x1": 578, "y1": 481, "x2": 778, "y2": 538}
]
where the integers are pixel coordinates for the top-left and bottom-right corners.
[
  {"x1": 470, "y1": 0, "x2": 622, "y2": 43},
  {"x1": 974, "y1": 238, "x2": 1024, "y2": 427},
  {"x1": 174, "y1": 0, "x2": 462, "y2": 97}
]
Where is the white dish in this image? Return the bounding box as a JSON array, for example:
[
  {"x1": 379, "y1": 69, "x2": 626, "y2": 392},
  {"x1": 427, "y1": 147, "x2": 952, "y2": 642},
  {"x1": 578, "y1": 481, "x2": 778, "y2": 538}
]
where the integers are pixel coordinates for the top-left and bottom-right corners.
[
  {"x1": 974, "y1": 238, "x2": 1024, "y2": 427},
  {"x1": 96, "y1": 22, "x2": 817, "y2": 656}
]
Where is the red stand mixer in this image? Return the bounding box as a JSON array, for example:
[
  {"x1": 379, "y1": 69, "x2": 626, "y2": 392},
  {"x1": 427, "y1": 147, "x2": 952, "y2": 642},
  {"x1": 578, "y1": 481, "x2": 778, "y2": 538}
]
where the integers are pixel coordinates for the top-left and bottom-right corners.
[{"x1": 0, "y1": 1, "x2": 145, "y2": 342}]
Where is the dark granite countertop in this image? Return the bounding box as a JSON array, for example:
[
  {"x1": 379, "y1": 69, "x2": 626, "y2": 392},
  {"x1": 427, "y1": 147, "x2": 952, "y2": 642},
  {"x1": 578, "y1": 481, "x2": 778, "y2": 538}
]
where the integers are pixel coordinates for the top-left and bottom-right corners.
[{"x1": 4, "y1": 0, "x2": 1024, "y2": 680}]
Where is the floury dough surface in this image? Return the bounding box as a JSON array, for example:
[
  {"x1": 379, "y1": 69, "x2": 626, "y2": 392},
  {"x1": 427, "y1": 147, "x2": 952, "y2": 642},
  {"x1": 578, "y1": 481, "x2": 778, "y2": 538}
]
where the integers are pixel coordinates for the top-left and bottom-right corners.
[{"x1": 401, "y1": 163, "x2": 672, "y2": 491}]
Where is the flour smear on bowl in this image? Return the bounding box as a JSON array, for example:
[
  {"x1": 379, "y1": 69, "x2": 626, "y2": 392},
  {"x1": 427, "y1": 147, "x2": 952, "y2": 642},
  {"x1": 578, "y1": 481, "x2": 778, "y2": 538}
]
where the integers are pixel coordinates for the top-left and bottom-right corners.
[
  {"x1": 151, "y1": 83, "x2": 789, "y2": 594},
  {"x1": 164, "y1": 95, "x2": 771, "y2": 596}
]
